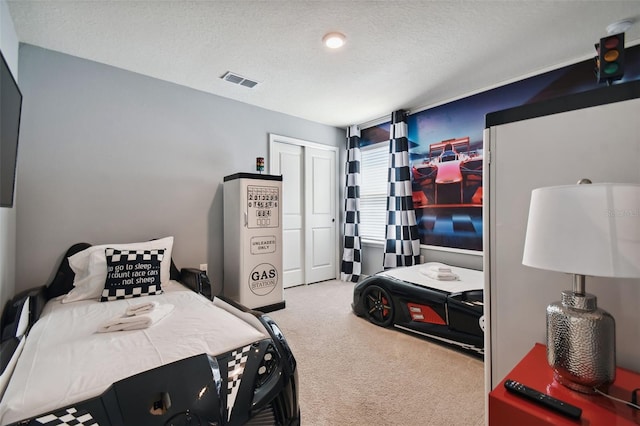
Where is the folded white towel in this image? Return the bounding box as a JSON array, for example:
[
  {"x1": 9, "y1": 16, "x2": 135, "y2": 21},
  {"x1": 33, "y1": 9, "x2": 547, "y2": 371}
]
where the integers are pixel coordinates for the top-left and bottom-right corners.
[
  {"x1": 98, "y1": 303, "x2": 175, "y2": 333},
  {"x1": 419, "y1": 264, "x2": 460, "y2": 281},
  {"x1": 429, "y1": 265, "x2": 452, "y2": 273},
  {"x1": 125, "y1": 301, "x2": 160, "y2": 316},
  {"x1": 423, "y1": 270, "x2": 459, "y2": 281}
]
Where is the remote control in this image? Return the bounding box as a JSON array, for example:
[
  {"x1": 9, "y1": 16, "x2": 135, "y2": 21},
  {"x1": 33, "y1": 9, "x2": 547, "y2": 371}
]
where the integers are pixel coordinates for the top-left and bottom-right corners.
[{"x1": 504, "y1": 379, "x2": 582, "y2": 420}]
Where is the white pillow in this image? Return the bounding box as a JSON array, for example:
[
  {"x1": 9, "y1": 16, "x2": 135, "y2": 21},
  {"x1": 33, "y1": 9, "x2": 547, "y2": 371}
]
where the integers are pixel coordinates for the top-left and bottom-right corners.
[
  {"x1": 60, "y1": 267, "x2": 103, "y2": 303},
  {"x1": 63, "y1": 236, "x2": 174, "y2": 303}
]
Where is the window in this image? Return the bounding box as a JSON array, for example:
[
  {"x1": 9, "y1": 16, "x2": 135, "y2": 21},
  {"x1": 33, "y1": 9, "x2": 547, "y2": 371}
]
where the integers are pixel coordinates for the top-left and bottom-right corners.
[{"x1": 359, "y1": 142, "x2": 388, "y2": 241}]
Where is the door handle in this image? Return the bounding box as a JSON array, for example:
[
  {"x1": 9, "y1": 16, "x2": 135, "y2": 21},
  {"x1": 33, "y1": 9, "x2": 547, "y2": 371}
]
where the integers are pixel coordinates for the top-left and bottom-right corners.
[{"x1": 332, "y1": 218, "x2": 335, "y2": 222}]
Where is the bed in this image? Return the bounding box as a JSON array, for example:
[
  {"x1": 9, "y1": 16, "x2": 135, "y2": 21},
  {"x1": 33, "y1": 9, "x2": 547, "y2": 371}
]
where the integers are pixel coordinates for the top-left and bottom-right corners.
[
  {"x1": 351, "y1": 262, "x2": 484, "y2": 355},
  {"x1": 0, "y1": 238, "x2": 299, "y2": 425}
]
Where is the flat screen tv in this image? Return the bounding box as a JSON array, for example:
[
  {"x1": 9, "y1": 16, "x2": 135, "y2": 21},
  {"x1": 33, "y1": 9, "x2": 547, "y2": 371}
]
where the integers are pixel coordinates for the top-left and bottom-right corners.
[{"x1": 0, "y1": 50, "x2": 22, "y2": 208}]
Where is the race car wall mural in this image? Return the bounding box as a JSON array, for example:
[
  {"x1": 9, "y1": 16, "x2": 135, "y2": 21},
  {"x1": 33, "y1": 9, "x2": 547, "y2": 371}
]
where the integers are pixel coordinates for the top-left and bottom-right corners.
[{"x1": 360, "y1": 43, "x2": 640, "y2": 252}]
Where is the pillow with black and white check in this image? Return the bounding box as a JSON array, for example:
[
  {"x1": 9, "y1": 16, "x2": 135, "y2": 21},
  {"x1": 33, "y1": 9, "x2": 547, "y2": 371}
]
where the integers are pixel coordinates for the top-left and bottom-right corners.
[{"x1": 100, "y1": 248, "x2": 165, "y2": 302}]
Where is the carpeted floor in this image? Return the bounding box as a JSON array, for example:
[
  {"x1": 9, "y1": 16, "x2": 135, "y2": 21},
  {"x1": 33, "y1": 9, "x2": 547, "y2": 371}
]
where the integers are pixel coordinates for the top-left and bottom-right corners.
[{"x1": 268, "y1": 279, "x2": 485, "y2": 426}]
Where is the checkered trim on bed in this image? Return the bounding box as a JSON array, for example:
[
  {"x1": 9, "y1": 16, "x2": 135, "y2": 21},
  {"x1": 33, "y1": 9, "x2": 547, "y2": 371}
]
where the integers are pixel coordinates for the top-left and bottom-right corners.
[
  {"x1": 100, "y1": 248, "x2": 164, "y2": 301},
  {"x1": 341, "y1": 124, "x2": 362, "y2": 283},
  {"x1": 35, "y1": 407, "x2": 98, "y2": 425},
  {"x1": 227, "y1": 344, "x2": 251, "y2": 421},
  {"x1": 384, "y1": 110, "x2": 420, "y2": 269}
]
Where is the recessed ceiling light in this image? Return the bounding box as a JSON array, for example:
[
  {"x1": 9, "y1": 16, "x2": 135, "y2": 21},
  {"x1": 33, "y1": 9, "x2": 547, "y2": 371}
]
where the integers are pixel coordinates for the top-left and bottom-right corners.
[
  {"x1": 606, "y1": 19, "x2": 634, "y2": 35},
  {"x1": 323, "y1": 32, "x2": 346, "y2": 49}
]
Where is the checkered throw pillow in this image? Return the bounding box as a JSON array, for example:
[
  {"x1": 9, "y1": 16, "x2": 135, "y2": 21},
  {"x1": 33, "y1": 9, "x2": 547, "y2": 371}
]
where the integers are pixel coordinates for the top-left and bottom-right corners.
[{"x1": 100, "y1": 248, "x2": 164, "y2": 302}]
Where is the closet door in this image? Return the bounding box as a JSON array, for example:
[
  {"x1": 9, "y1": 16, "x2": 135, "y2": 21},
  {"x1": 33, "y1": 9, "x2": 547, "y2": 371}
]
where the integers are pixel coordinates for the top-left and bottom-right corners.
[
  {"x1": 270, "y1": 135, "x2": 338, "y2": 287},
  {"x1": 270, "y1": 142, "x2": 304, "y2": 288},
  {"x1": 305, "y1": 146, "x2": 337, "y2": 284}
]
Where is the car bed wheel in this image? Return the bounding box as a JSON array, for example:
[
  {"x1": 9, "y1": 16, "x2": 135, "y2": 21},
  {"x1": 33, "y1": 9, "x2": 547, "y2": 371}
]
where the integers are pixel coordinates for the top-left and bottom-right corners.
[{"x1": 362, "y1": 285, "x2": 394, "y2": 327}]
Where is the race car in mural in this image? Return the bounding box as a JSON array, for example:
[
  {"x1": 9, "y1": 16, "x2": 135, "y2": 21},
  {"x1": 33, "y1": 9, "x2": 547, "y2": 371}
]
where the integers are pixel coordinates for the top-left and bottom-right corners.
[
  {"x1": 411, "y1": 137, "x2": 483, "y2": 208},
  {"x1": 351, "y1": 264, "x2": 484, "y2": 355}
]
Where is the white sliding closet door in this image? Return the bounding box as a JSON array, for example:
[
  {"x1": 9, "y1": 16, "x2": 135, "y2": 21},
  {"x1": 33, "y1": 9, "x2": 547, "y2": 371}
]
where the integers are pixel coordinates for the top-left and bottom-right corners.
[
  {"x1": 269, "y1": 135, "x2": 338, "y2": 287},
  {"x1": 305, "y1": 146, "x2": 336, "y2": 283},
  {"x1": 270, "y1": 142, "x2": 304, "y2": 288}
]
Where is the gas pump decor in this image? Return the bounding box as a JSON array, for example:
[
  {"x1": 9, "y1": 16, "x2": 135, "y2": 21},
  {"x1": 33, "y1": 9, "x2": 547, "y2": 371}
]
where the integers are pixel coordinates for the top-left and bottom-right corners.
[{"x1": 223, "y1": 173, "x2": 284, "y2": 312}]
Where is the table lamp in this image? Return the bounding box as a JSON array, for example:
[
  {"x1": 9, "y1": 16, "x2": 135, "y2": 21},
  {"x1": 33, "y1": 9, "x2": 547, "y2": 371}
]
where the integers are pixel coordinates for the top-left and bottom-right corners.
[{"x1": 522, "y1": 179, "x2": 640, "y2": 393}]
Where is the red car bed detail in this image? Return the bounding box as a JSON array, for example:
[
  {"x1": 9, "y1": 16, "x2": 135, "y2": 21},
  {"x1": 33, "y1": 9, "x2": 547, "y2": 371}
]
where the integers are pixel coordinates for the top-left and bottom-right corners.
[{"x1": 407, "y1": 303, "x2": 447, "y2": 325}]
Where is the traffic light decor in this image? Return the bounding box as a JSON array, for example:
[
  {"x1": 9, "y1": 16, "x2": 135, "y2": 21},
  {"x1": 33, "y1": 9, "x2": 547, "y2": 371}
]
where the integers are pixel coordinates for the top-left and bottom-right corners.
[{"x1": 595, "y1": 33, "x2": 625, "y2": 84}]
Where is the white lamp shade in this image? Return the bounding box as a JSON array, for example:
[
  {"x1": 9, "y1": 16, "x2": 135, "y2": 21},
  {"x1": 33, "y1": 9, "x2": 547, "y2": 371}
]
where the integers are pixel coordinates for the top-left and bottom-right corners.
[{"x1": 522, "y1": 183, "x2": 640, "y2": 278}]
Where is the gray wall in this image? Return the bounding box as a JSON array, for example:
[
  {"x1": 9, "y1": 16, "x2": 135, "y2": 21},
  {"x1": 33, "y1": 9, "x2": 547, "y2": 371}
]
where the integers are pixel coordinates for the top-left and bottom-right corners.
[
  {"x1": 360, "y1": 243, "x2": 482, "y2": 276},
  {"x1": 0, "y1": 0, "x2": 19, "y2": 309},
  {"x1": 15, "y1": 44, "x2": 343, "y2": 293},
  {"x1": 14, "y1": 43, "x2": 480, "y2": 296}
]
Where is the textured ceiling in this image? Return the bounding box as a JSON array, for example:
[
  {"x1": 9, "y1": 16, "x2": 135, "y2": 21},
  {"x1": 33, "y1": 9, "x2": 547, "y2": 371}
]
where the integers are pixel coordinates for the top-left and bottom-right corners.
[{"x1": 6, "y1": 0, "x2": 640, "y2": 127}]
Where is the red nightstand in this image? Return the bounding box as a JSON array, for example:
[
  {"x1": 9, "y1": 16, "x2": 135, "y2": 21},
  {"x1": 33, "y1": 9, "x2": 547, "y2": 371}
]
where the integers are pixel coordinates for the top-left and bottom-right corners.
[{"x1": 489, "y1": 343, "x2": 640, "y2": 425}]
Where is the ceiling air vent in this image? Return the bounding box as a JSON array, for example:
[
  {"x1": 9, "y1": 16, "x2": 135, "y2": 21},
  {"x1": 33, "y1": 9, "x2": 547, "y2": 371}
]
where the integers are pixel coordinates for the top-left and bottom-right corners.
[{"x1": 220, "y1": 71, "x2": 259, "y2": 88}]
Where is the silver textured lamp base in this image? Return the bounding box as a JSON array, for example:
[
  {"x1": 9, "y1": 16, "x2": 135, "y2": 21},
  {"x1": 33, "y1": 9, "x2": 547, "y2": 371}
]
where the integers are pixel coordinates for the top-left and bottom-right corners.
[{"x1": 546, "y1": 290, "x2": 615, "y2": 394}]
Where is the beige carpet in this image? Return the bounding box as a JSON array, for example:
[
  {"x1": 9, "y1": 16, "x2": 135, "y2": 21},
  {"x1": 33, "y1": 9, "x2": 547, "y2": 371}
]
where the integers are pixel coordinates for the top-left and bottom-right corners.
[{"x1": 268, "y1": 280, "x2": 485, "y2": 426}]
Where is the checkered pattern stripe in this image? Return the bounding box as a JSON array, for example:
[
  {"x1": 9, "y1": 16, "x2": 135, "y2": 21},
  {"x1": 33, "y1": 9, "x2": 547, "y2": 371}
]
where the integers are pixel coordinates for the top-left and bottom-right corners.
[
  {"x1": 384, "y1": 110, "x2": 420, "y2": 269},
  {"x1": 104, "y1": 248, "x2": 164, "y2": 263},
  {"x1": 100, "y1": 248, "x2": 165, "y2": 301},
  {"x1": 35, "y1": 407, "x2": 98, "y2": 425},
  {"x1": 341, "y1": 124, "x2": 362, "y2": 283},
  {"x1": 226, "y1": 344, "x2": 251, "y2": 421}
]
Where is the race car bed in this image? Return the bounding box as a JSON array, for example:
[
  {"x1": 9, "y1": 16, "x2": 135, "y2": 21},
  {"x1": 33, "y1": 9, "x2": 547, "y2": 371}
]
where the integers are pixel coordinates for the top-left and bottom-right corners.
[
  {"x1": 0, "y1": 238, "x2": 299, "y2": 425},
  {"x1": 352, "y1": 262, "x2": 484, "y2": 355}
]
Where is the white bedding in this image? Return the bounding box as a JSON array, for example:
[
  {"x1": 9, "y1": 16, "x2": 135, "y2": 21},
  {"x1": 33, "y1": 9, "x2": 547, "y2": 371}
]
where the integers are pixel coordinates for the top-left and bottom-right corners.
[
  {"x1": 378, "y1": 262, "x2": 483, "y2": 294},
  {"x1": 0, "y1": 281, "x2": 268, "y2": 425}
]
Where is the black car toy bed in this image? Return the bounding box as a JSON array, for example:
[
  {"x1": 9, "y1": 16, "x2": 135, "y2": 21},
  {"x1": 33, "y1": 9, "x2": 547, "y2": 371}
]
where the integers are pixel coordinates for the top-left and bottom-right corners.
[
  {"x1": 352, "y1": 262, "x2": 484, "y2": 355},
  {"x1": 0, "y1": 237, "x2": 299, "y2": 425}
]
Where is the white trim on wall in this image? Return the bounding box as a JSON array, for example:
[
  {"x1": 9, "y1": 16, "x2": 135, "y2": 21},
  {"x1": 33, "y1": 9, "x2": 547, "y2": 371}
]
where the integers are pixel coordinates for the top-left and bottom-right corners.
[{"x1": 268, "y1": 133, "x2": 339, "y2": 154}]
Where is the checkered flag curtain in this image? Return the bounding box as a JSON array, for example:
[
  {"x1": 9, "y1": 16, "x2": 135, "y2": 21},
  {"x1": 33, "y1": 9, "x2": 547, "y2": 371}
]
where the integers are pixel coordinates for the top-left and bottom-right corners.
[
  {"x1": 340, "y1": 125, "x2": 362, "y2": 282},
  {"x1": 383, "y1": 110, "x2": 420, "y2": 269}
]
